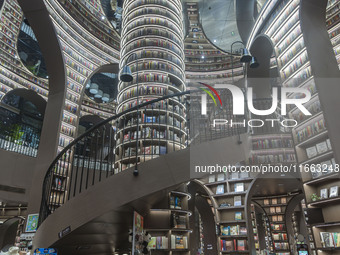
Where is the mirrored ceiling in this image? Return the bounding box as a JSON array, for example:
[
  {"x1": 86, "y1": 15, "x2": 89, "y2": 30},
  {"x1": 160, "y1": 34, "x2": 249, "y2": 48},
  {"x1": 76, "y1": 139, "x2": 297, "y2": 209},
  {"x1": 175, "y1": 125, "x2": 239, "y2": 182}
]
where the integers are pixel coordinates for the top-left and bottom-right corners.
[{"x1": 195, "y1": 0, "x2": 243, "y2": 53}]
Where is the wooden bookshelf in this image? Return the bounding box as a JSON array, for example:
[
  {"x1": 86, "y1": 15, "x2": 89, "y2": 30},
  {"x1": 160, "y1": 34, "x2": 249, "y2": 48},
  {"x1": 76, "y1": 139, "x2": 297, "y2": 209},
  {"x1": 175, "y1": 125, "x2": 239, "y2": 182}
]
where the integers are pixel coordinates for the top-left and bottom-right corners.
[
  {"x1": 201, "y1": 170, "x2": 255, "y2": 255},
  {"x1": 145, "y1": 186, "x2": 191, "y2": 254}
]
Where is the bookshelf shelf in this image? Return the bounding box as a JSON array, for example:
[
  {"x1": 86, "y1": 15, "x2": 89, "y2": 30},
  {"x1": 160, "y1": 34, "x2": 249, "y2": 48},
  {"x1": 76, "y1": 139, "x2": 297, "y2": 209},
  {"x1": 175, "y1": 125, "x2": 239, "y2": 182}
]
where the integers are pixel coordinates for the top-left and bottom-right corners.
[
  {"x1": 303, "y1": 173, "x2": 340, "y2": 186},
  {"x1": 308, "y1": 196, "x2": 340, "y2": 207},
  {"x1": 116, "y1": 0, "x2": 187, "y2": 170},
  {"x1": 217, "y1": 206, "x2": 245, "y2": 211},
  {"x1": 213, "y1": 192, "x2": 247, "y2": 198}
]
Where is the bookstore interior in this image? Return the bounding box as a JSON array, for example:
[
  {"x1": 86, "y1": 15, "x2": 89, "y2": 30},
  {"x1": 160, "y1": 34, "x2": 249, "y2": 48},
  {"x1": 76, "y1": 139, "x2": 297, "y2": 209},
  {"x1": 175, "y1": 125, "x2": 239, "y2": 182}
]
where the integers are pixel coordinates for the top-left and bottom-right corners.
[{"x1": 1, "y1": 0, "x2": 340, "y2": 255}]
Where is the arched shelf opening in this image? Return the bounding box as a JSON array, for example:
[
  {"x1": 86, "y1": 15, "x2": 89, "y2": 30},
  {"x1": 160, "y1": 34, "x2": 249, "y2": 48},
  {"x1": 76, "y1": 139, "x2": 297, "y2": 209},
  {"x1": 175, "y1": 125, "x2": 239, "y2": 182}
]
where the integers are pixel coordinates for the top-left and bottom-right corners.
[{"x1": 0, "y1": 88, "x2": 46, "y2": 157}]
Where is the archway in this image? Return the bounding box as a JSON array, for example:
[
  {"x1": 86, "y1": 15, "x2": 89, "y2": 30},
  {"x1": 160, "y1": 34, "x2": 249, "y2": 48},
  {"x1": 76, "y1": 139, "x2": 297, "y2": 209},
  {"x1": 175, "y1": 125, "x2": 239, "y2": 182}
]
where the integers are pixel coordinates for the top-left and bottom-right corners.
[{"x1": 0, "y1": 89, "x2": 46, "y2": 157}]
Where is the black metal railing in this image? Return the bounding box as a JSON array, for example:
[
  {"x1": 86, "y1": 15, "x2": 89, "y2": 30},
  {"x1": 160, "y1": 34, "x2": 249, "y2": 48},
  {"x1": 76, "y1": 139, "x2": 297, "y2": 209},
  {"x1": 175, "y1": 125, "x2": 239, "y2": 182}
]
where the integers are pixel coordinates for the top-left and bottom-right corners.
[
  {"x1": 39, "y1": 91, "x2": 247, "y2": 226},
  {"x1": 0, "y1": 107, "x2": 41, "y2": 157}
]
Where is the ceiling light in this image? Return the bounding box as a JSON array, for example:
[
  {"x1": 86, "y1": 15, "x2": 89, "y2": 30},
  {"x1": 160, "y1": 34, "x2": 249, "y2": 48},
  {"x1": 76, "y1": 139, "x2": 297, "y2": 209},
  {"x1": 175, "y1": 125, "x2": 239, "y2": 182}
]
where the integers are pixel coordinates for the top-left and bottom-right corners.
[
  {"x1": 201, "y1": 56, "x2": 205, "y2": 59},
  {"x1": 101, "y1": 16, "x2": 105, "y2": 20},
  {"x1": 102, "y1": 93, "x2": 110, "y2": 102},
  {"x1": 213, "y1": 39, "x2": 217, "y2": 43},
  {"x1": 89, "y1": 83, "x2": 99, "y2": 94},
  {"x1": 94, "y1": 90, "x2": 103, "y2": 98}
]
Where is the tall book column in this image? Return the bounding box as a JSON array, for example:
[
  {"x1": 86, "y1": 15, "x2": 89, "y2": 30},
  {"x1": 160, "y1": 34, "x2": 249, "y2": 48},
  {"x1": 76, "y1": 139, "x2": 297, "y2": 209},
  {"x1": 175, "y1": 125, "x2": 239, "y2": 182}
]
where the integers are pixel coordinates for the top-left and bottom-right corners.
[
  {"x1": 145, "y1": 190, "x2": 192, "y2": 254},
  {"x1": 116, "y1": 0, "x2": 186, "y2": 171},
  {"x1": 327, "y1": 0, "x2": 340, "y2": 70}
]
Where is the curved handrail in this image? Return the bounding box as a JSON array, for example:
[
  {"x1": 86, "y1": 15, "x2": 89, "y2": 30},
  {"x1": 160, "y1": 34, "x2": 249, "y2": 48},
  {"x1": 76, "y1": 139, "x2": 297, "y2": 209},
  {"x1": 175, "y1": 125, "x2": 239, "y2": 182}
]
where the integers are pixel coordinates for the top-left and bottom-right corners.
[{"x1": 38, "y1": 89, "x2": 247, "y2": 225}]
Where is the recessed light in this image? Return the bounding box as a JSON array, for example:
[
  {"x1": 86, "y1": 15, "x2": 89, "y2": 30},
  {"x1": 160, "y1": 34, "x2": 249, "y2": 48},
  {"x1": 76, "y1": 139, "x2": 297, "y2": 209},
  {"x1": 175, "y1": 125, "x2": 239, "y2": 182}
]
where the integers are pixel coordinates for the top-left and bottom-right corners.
[{"x1": 213, "y1": 39, "x2": 217, "y2": 43}]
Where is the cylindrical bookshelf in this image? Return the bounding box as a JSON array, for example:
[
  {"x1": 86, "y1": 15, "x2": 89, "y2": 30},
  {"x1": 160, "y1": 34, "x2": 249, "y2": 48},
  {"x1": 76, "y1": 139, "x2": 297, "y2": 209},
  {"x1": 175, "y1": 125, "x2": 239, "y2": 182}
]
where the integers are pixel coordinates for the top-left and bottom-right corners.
[{"x1": 116, "y1": 0, "x2": 186, "y2": 172}]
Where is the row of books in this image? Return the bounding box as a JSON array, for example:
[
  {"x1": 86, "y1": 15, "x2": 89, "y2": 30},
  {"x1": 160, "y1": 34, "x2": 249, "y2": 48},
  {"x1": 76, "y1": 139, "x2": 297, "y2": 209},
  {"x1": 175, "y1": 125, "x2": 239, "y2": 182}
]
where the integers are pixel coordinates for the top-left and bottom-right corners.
[
  {"x1": 1, "y1": 15, "x2": 19, "y2": 33},
  {"x1": 125, "y1": 18, "x2": 180, "y2": 38},
  {"x1": 124, "y1": 145, "x2": 167, "y2": 157},
  {"x1": 264, "y1": 197, "x2": 287, "y2": 205},
  {"x1": 273, "y1": 11, "x2": 300, "y2": 45},
  {"x1": 271, "y1": 224, "x2": 285, "y2": 231},
  {"x1": 129, "y1": 62, "x2": 183, "y2": 79},
  {"x1": 185, "y1": 56, "x2": 233, "y2": 64},
  {"x1": 80, "y1": 106, "x2": 111, "y2": 119},
  {"x1": 58, "y1": 136, "x2": 73, "y2": 148},
  {"x1": 126, "y1": 0, "x2": 179, "y2": 18},
  {"x1": 327, "y1": 13, "x2": 340, "y2": 29},
  {"x1": 120, "y1": 86, "x2": 167, "y2": 101},
  {"x1": 320, "y1": 232, "x2": 340, "y2": 247},
  {"x1": 125, "y1": 37, "x2": 182, "y2": 58},
  {"x1": 148, "y1": 236, "x2": 168, "y2": 250},
  {"x1": 291, "y1": 99, "x2": 321, "y2": 122},
  {"x1": 170, "y1": 235, "x2": 188, "y2": 249},
  {"x1": 123, "y1": 27, "x2": 182, "y2": 47},
  {"x1": 127, "y1": 6, "x2": 180, "y2": 26},
  {"x1": 281, "y1": 51, "x2": 309, "y2": 80},
  {"x1": 276, "y1": 25, "x2": 302, "y2": 56},
  {"x1": 64, "y1": 0, "x2": 117, "y2": 37},
  {"x1": 273, "y1": 233, "x2": 288, "y2": 241},
  {"x1": 142, "y1": 145, "x2": 167, "y2": 155},
  {"x1": 296, "y1": 118, "x2": 326, "y2": 143},
  {"x1": 329, "y1": 25, "x2": 340, "y2": 41},
  {"x1": 0, "y1": 84, "x2": 10, "y2": 94},
  {"x1": 220, "y1": 239, "x2": 247, "y2": 252},
  {"x1": 66, "y1": 92, "x2": 79, "y2": 104},
  {"x1": 61, "y1": 43, "x2": 96, "y2": 71},
  {"x1": 186, "y1": 70, "x2": 243, "y2": 80},
  {"x1": 184, "y1": 50, "x2": 223, "y2": 56},
  {"x1": 252, "y1": 138, "x2": 293, "y2": 150},
  {"x1": 249, "y1": 153, "x2": 296, "y2": 164},
  {"x1": 220, "y1": 225, "x2": 247, "y2": 236},
  {"x1": 64, "y1": 102, "x2": 78, "y2": 114},
  {"x1": 274, "y1": 242, "x2": 289, "y2": 249},
  {"x1": 60, "y1": 0, "x2": 119, "y2": 48},
  {"x1": 260, "y1": 0, "x2": 293, "y2": 34},
  {"x1": 66, "y1": 69, "x2": 86, "y2": 84},
  {"x1": 126, "y1": 50, "x2": 182, "y2": 67},
  {"x1": 60, "y1": 124, "x2": 75, "y2": 137},
  {"x1": 64, "y1": 56, "x2": 90, "y2": 77},
  {"x1": 48, "y1": 0, "x2": 118, "y2": 60},
  {"x1": 216, "y1": 183, "x2": 245, "y2": 194},
  {"x1": 186, "y1": 63, "x2": 239, "y2": 72},
  {"x1": 82, "y1": 100, "x2": 114, "y2": 113},
  {"x1": 67, "y1": 81, "x2": 81, "y2": 93},
  {"x1": 56, "y1": 25, "x2": 110, "y2": 65},
  {"x1": 279, "y1": 37, "x2": 305, "y2": 67},
  {"x1": 284, "y1": 65, "x2": 312, "y2": 88},
  {"x1": 0, "y1": 63, "x2": 48, "y2": 91},
  {"x1": 170, "y1": 196, "x2": 182, "y2": 209},
  {"x1": 266, "y1": 0, "x2": 299, "y2": 37},
  {"x1": 119, "y1": 99, "x2": 185, "y2": 114},
  {"x1": 327, "y1": 1, "x2": 340, "y2": 19},
  {"x1": 306, "y1": 139, "x2": 332, "y2": 159}
]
